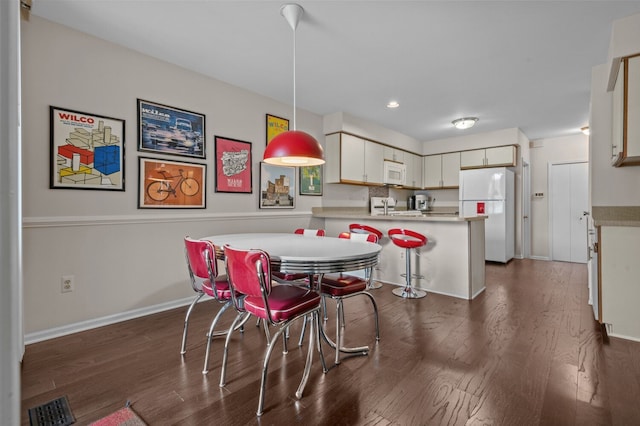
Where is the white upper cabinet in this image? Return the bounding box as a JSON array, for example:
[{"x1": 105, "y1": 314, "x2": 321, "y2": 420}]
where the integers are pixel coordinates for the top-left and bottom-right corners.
[
  {"x1": 423, "y1": 152, "x2": 460, "y2": 189},
  {"x1": 404, "y1": 152, "x2": 423, "y2": 189},
  {"x1": 383, "y1": 146, "x2": 405, "y2": 163},
  {"x1": 612, "y1": 54, "x2": 640, "y2": 167},
  {"x1": 324, "y1": 133, "x2": 384, "y2": 185},
  {"x1": 460, "y1": 145, "x2": 516, "y2": 169}
]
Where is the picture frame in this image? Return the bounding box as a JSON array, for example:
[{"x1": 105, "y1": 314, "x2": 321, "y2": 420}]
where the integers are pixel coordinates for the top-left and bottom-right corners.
[
  {"x1": 266, "y1": 114, "x2": 289, "y2": 145},
  {"x1": 50, "y1": 106, "x2": 125, "y2": 191},
  {"x1": 299, "y1": 165, "x2": 323, "y2": 196},
  {"x1": 137, "y1": 99, "x2": 206, "y2": 159},
  {"x1": 215, "y1": 136, "x2": 252, "y2": 193},
  {"x1": 259, "y1": 162, "x2": 295, "y2": 209},
  {"x1": 138, "y1": 157, "x2": 206, "y2": 209}
]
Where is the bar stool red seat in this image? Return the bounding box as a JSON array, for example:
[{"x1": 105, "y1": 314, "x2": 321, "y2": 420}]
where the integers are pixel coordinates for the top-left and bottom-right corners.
[
  {"x1": 387, "y1": 228, "x2": 428, "y2": 299},
  {"x1": 349, "y1": 224, "x2": 384, "y2": 289}
]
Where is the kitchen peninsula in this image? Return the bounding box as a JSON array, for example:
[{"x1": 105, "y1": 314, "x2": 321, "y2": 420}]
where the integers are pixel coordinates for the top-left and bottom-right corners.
[{"x1": 312, "y1": 208, "x2": 486, "y2": 300}]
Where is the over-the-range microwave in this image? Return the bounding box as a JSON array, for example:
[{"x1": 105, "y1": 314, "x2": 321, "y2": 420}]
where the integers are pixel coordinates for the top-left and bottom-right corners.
[{"x1": 383, "y1": 160, "x2": 406, "y2": 185}]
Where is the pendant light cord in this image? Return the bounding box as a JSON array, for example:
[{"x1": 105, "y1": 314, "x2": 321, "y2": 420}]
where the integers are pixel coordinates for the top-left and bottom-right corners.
[{"x1": 292, "y1": 23, "x2": 297, "y2": 131}]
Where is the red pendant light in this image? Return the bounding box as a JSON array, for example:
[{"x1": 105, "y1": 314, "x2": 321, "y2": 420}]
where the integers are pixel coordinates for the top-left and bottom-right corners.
[{"x1": 263, "y1": 4, "x2": 325, "y2": 166}]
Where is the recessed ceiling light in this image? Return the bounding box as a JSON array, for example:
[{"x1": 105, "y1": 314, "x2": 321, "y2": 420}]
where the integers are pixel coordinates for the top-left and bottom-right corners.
[
  {"x1": 387, "y1": 101, "x2": 400, "y2": 109},
  {"x1": 581, "y1": 126, "x2": 590, "y2": 135},
  {"x1": 452, "y1": 117, "x2": 478, "y2": 130}
]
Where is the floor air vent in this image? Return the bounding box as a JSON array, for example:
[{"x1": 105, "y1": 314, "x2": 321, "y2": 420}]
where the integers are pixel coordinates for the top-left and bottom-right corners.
[{"x1": 28, "y1": 395, "x2": 75, "y2": 426}]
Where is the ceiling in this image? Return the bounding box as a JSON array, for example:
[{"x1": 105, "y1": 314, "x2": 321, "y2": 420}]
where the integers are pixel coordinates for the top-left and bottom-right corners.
[{"x1": 30, "y1": 1, "x2": 640, "y2": 143}]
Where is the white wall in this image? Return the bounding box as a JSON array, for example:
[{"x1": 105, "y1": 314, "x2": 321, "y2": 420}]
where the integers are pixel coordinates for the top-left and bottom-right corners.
[
  {"x1": 529, "y1": 134, "x2": 589, "y2": 259},
  {"x1": 21, "y1": 17, "x2": 331, "y2": 339}
]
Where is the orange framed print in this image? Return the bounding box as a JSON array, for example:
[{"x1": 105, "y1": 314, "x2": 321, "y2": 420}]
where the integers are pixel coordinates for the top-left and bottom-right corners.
[
  {"x1": 266, "y1": 114, "x2": 289, "y2": 145},
  {"x1": 138, "y1": 157, "x2": 206, "y2": 208}
]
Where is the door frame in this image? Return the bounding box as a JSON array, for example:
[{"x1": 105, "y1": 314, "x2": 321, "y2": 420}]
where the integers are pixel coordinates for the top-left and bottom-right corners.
[
  {"x1": 548, "y1": 160, "x2": 588, "y2": 262},
  {"x1": 522, "y1": 160, "x2": 531, "y2": 259}
]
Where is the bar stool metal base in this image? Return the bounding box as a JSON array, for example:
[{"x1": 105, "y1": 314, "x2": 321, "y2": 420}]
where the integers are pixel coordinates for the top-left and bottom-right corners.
[{"x1": 392, "y1": 286, "x2": 427, "y2": 299}]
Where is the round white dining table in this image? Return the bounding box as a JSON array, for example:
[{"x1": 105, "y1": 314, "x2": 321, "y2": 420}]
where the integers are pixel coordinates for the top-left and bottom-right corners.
[
  {"x1": 204, "y1": 232, "x2": 381, "y2": 361},
  {"x1": 205, "y1": 232, "x2": 381, "y2": 275}
]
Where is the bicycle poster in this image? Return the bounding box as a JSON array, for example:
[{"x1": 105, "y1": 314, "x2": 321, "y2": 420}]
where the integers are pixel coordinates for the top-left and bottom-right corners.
[
  {"x1": 50, "y1": 106, "x2": 125, "y2": 191},
  {"x1": 138, "y1": 157, "x2": 206, "y2": 208},
  {"x1": 137, "y1": 99, "x2": 206, "y2": 159}
]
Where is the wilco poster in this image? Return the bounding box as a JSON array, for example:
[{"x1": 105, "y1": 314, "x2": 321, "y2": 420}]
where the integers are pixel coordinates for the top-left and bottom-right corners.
[
  {"x1": 214, "y1": 136, "x2": 252, "y2": 193},
  {"x1": 137, "y1": 99, "x2": 206, "y2": 159},
  {"x1": 50, "y1": 106, "x2": 125, "y2": 191}
]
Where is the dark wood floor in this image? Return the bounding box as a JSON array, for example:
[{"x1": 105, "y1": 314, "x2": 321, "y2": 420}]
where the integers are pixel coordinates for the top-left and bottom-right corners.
[{"x1": 21, "y1": 259, "x2": 640, "y2": 425}]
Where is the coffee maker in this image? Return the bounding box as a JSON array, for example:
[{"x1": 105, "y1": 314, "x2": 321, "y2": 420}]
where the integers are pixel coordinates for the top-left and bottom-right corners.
[{"x1": 415, "y1": 195, "x2": 434, "y2": 211}]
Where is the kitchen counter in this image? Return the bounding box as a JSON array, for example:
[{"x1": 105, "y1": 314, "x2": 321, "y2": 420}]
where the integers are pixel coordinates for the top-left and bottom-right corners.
[
  {"x1": 312, "y1": 207, "x2": 487, "y2": 222},
  {"x1": 592, "y1": 206, "x2": 640, "y2": 227},
  {"x1": 313, "y1": 207, "x2": 486, "y2": 300}
]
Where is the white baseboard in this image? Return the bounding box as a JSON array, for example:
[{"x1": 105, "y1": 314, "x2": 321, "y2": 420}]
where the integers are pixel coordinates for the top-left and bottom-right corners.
[
  {"x1": 24, "y1": 297, "x2": 194, "y2": 345},
  {"x1": 528, "y1": 255, "x2": 550, "y2": 261}
]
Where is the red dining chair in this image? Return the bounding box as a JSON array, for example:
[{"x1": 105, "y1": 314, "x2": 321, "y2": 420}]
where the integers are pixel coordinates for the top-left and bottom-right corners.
[
  {"x1": 349, "y1": 224, "x2": 384, "y2": 289},
  {"x1": 220, "y1": 245, "x2": 327, "y2": 416},
  {"x1": 320, "y1": 232, "x2": 380, "y2": 365},
  {"x1": 183, "y1": 237, "x2": 248, "y2": 375},
  {"x1": 272, "y1": 228, "x2": 325, "y2": 283},
  {"x1": 388, "y1": 228, "x2": 428, "y2": 299}
]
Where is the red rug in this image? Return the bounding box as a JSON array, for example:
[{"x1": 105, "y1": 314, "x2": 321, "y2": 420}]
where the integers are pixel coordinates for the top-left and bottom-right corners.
[{"x1": 89, "y1": 407, "x2": 146, "y2": 426}]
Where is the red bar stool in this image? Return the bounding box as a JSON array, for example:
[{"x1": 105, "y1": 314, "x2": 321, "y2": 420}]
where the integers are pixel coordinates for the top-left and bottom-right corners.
[
  {"x1": 387, "y1": 228, "x2": 428, "y2": 299},
  {"x1": 349, "y1": 224, "x2": 384, "y2": 289}
]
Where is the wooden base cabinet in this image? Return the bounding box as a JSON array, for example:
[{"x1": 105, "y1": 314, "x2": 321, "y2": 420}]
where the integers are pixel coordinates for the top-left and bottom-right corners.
[{"x1": 598, "y1": 225, "x2": 640, "y2": 340}]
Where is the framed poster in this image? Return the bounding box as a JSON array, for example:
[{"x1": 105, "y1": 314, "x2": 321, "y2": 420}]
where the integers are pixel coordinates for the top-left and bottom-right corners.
[
  {"x1": 266, "y1": 114, "x2": 289, "y2": 145},
  {"x1": 259, "y1": 162, "x2": 295, "y2": 209},
  {"x1": 138, "y1": 99, "x2": 205, "y2": 159},
  {"x1": 299, "y1": 165, "x2": 323, "y2": 196},
  {"x1": 50, "y1": 106, "x2": 125, "y2": 191},
  {"x1": 215, "y1": 136, "x2": 252, "y2": 193},
  {"x1": 138, "y1": 157, "x2": 206, "y2": 209}
]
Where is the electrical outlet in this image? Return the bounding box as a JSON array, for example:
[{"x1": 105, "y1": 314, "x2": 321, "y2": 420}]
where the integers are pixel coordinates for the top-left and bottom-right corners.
[{"x1": 61, "y1": 275, "x2": 74, "y2": 293}]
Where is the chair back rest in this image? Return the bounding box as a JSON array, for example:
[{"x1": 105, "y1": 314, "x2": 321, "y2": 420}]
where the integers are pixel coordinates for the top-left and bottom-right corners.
[
  {"x1": 184, "y1": 237, "x2": 218, "y2": 291},
  {"x1": 223, "y1": 245, "x2": 272, "y2": 300},
  {"x1": 294, "y1": 228, "x2": 325, "y2": 237},
  {"x1": 348, "y1": 224, "x2": 383, "y2": 240},
  {"x1": 338, "y1": 231, "x2": 378, "y2": 244}
]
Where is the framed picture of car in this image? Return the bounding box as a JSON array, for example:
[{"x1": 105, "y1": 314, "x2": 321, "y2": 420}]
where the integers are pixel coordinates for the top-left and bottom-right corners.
[{"x1": 137, "y1": 99, "x2": 206, "y2": 159}]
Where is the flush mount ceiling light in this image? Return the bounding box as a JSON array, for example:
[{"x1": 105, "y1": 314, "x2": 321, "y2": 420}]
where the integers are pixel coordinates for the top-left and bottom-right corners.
[
  {"x1": 452, "y1": 117, "x2": 479, "y2": 130},
  {"x1": 387, "y1": 101, "x2": 400, "y2": 109},
  {"x1": 263, "y1": 3, "x2": 325, "y2": 166},
  {"x1": 581, "y1": 126, "x2": 590, "y2": 135}
]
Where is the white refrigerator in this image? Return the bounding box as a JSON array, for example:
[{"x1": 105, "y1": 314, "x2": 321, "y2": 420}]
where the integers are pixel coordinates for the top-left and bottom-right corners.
[{"x1": 459, "y1": 167, "x2": 514, "y2": 263}]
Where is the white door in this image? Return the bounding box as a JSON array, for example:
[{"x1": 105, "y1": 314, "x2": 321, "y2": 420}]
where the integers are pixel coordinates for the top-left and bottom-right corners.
[
  {"x1": 522, "y1": 161, "x2": 531, "y2": 258},
  {"x1": 550, "y1": 162, "x2": 588, "y2": 263}
]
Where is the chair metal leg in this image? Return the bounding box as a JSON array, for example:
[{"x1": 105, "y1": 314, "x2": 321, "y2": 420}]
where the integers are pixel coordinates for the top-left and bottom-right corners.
[
  {"x1": 295, "y1": 310, "x2": 318, "y2": 400},
  {"x1": 202, "y1": 301, "x2": 232, "y2": 374},
  {"x1": 314, "y1": 311, "x2": 328, "y2": 373},
  {"x1": 362, "y1": 291, "x2": 380, "y2": 341},
  {"x1": 297, "y1": 315, "x2": 307, "y2": 347},
  {"x1": 180, "y1": 293, "x2": 204, "y2": 354},
  {"x1": 219, "y1": 312, "x2": 245, "y2": 387},
  {"x1": 257, "y1": 325, "x2": 287, "y2": 416},
  {"x1": 335, "y1": 299, "x2": 343, "y2": 365}
]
